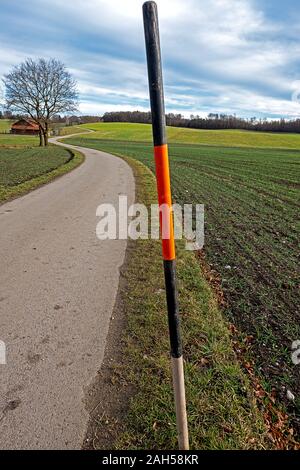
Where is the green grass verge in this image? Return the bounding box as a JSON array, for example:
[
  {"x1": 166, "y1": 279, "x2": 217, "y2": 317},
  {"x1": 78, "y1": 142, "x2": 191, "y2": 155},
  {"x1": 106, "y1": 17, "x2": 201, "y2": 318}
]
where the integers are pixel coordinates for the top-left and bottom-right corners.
[
  {"x1": 0, "y1": 147, "x2": 84, "y2": 203},
  {"x1": 58, "y1": 125, "x2": 89, "y2": 136},
  {"x1": 78, "y1": 122, "x2": 300, "y2": 149},
  {"x1": 0, "y1": 133, "x2": 39, "y2": 148},
  {"x1": 99, "y1": 155, "x2": 269, "y2": 450}
]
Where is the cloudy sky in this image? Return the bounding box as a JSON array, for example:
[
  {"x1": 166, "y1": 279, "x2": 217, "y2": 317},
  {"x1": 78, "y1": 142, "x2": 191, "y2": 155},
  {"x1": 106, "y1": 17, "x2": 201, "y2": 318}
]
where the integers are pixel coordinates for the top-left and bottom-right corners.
[{"x1": 0, "y1": 0, "x2": 300, "y2": 118}]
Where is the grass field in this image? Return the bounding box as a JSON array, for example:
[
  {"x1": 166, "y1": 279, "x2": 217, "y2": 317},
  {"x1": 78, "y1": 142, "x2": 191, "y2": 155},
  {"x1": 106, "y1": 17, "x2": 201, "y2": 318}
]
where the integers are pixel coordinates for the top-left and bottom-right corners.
[
  {"x1": 0, "y1": 119, "x2": 13, "y2": 132},
  {"x1": 0, "y1": 133, "x2": 84, "y2": 202},
  {"x1": 0, "y1": 147, "x2": 72, "y2": 187},
  {"x1": 58, "y1": 125, "x2": 89, "y2": 136},
  {"x1": 79, "y1": 122, "x2": 300, "y2": 149},
  {"x1": 66, "y1": 131, "x2": 300, "y2": 438},
  {"x1": 0, "y1": 134, "x2": 39, "y2": 148},
  {"x1": 0, "y1": 120, "x2": 87, "y2": 201}
]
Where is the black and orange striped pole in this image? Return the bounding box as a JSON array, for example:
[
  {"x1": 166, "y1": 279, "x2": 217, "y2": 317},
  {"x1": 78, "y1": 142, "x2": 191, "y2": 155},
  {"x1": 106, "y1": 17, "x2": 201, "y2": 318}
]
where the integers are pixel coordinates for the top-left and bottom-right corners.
[{"x1": 143, "y1": 1, "x2": 189, "y2": 450}]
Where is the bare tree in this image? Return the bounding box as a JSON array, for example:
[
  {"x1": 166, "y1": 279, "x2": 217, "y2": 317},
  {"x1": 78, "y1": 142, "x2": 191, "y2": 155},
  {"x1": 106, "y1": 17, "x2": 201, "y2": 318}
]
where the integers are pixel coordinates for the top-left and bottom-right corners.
[{"x1": 3, "y1": 58, "x2": 78, "y2": 146}]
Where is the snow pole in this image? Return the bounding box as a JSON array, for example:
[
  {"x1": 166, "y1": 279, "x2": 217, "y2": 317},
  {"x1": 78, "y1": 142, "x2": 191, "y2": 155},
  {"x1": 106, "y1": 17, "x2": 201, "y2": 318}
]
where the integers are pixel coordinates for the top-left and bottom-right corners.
[{"x1": 142, "y1": 1, "x2": 189, "y2": 450}]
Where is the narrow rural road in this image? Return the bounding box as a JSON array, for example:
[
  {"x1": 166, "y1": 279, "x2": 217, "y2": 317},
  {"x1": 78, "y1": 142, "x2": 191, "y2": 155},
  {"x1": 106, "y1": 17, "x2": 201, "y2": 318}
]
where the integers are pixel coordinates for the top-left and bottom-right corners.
[{"x1": 0, "y1": 135, "x2": 135, "y2": 449}]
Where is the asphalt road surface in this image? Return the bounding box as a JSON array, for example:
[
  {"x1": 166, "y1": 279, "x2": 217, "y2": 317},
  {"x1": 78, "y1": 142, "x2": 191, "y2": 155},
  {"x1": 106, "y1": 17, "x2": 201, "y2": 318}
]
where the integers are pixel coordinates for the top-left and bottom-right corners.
[{"x1": 0, "y1": 136, "x2": 135, "y2": 449}]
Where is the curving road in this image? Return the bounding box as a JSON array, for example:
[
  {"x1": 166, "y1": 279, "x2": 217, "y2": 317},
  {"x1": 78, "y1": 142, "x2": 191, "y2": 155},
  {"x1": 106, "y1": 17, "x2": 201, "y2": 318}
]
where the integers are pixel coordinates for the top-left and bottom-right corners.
[{"x1": 0, "y1": 135, "x2": 135, "y2": 449}]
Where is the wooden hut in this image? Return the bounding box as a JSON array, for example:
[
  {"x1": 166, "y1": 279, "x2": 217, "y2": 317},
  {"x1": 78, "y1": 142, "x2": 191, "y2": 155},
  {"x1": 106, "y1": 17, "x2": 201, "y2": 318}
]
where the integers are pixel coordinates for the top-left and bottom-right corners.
[{"x1": 11, "y1": 119, "x2": 39, "y2": 135}]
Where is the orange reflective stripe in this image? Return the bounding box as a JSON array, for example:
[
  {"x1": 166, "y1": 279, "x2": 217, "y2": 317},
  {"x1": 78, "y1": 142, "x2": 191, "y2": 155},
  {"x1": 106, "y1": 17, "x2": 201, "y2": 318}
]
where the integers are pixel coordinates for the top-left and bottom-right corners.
[{"x1": 154, "y1": 144, "x2": 176, "y2": 261}]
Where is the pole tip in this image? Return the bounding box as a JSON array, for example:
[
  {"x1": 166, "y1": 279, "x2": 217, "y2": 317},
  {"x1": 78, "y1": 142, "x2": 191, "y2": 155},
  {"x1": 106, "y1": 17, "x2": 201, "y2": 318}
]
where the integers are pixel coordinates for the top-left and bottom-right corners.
[{"x1": 143, "y1": 1, "x2": 157, "y2": 12}]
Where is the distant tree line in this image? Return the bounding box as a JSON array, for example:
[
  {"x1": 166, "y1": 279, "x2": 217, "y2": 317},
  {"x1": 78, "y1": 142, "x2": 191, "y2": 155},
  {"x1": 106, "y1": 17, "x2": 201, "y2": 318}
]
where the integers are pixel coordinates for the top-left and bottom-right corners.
[
  {"x1": 0, "y1": 110, "x2": 102, "y2": 125},
  {"x1": 102, "y1": 111, "x2": 300, "y2": 133},
  {"x1": 0, "y1": 110, "x2": 25, "y2": 121},
  {"x1": 103, "y1": 110, "x2": 152, "y2": 124}
]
